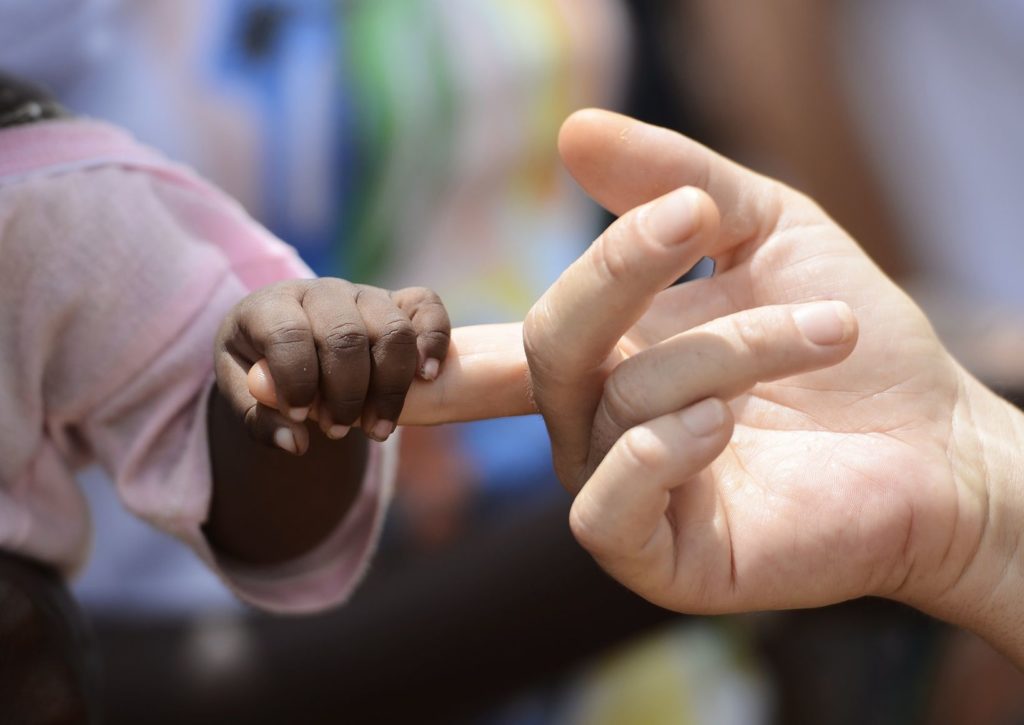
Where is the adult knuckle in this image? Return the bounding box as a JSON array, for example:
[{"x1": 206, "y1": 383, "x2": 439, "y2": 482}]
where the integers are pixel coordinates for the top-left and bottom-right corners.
[
  {"x1": 568, "y1": 499, "x2": 607, "y2": 555},
  {"x1": 523, "y1": 300, "x2": 595, "y2": 386},
  {"x1": 524, "y1": 344, "x2": 560, "y2": 386},
  {"x1": 728, "y1": 315, "x2": 770, "y2": 359},
  {"x1": 523, "y1": 302, "x2": 561, "y2": 367},
  {"x1": 590, "y1": 228, "x2": 633, "y2": 286},
  {"x1": 523, "y1": 304, "x2": 548, "y2": 349},
  {"x1": 602, "y1": 371, "x2": 645, "y2": 431}
]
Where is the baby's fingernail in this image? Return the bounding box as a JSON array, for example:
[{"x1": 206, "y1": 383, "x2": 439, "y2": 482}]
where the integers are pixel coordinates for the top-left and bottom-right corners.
[
  {"x1": 289, "y1": 406, "x2": 310, "y2": 423},
  {"x1": 369, "y1": 420, "x2": 395, "y2": 442},
  {"x1": 327, "y1": 424, "x2": 350, "y2": 440},
  {"x1": 274, "y1": 428, "x2": 298, "y2": 454},
  {"x1": 420, "y1": 358, "x2": 440, "y2": 381}
]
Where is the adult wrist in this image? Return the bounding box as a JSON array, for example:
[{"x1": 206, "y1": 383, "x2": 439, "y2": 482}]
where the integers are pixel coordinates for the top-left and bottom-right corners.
[{"x1": 919, "y1": 374, "x2": 1024, "y2": 666}]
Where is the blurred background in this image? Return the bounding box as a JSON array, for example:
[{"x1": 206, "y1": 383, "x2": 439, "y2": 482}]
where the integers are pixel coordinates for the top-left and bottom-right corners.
[{"x1": 3, "y1": 0, "x2": 1024, "y2": 722}]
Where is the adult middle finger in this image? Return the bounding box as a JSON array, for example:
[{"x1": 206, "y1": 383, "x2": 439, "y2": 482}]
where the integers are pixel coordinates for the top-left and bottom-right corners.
[{"x1": 523, "y1": 185, "x2": 720, "y2": 490}]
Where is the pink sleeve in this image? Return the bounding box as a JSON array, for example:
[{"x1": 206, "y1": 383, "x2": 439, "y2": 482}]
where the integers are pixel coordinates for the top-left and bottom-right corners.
[{"x1": 0, "y1": 149, "x2": 394, "y2": 614}]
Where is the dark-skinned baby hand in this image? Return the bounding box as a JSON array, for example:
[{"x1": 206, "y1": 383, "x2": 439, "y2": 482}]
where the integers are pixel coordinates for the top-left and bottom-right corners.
[{"x1": 214, "y1": 279, "x2": 450, "y2": 454}]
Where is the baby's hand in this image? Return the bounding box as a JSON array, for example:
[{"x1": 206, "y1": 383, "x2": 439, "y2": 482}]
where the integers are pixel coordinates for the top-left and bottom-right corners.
[{"x1": 215, "y1": 279, "x2": 450, "y2": 454}]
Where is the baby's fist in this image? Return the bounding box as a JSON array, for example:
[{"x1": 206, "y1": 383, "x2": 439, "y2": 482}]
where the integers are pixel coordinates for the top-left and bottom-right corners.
[{"x1": 214, "y1": 279, "x2": 450, "y2": 453}]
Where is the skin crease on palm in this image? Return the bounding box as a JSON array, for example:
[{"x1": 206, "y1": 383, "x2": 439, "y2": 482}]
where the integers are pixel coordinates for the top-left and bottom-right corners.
[{"x1": 250, "y1": 110, "x2": 1024, "y2": 667}]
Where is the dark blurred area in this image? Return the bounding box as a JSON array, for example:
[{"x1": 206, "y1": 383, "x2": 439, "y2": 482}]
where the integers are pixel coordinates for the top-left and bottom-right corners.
[{"x1": 2, "y1": 0, "x2": 1023, "y2": 723}]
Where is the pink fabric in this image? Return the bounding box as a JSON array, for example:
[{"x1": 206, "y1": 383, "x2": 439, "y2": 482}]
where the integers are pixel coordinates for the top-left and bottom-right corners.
[{"x1": 0, "y1": 118, "x2": 394, "y2": 614}]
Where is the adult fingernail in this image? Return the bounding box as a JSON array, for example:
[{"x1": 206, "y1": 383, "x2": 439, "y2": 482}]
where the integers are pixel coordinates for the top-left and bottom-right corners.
[
  {"x1": 289, "y1": 406, "x2": 310, "y2": 423},
  {"x1": 327, "y1": 424, "x2": 350, "y2": 440},
  {"x1": 420, "y1": 358, "x2": 440, "y2": 381},
  {"x1": 369, "y1": 420, "x2": 395, "y2": 442},
  {"x1": 793, "y1": 301, "x2": 854, "y2": 346},
  {"x1": 680, "y1": 398, "x2": 725, "y2": 437},
  {"x1": 647, "y1": 186, "x2": 701, "y2": 246},
  {"x1": 274, "y1": 428, "x2": 298, "y2": 454}
]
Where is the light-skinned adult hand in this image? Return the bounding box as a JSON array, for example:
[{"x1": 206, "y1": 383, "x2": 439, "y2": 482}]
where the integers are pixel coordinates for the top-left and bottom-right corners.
[{"x1": 524, "y1": 109, "x2": 1024, "y2": 667}]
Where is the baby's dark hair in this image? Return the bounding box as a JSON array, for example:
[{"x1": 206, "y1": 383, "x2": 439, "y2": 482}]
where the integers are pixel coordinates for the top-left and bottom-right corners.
[{"x1": 0, "y1": 72, "x2": 65, "y2": 129}]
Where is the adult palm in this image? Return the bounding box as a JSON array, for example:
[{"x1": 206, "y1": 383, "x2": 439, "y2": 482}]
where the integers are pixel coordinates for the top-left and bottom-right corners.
[{"x1": 525, "y1": 109, "x2": 1005, "y2": 621}]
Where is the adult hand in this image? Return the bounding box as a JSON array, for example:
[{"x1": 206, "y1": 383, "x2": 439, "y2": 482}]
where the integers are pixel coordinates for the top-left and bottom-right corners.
[{"x1": 524, "y1": 110, "x2": 1024, "y2": 665}]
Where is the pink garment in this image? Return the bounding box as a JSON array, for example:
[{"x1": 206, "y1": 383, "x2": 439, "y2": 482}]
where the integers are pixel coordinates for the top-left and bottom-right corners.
[{"x1": 0, "y1": 118, "x2": 395, "y2": 614}]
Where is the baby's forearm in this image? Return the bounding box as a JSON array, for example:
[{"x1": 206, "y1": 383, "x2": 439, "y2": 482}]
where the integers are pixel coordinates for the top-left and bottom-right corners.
[{"x1": 203, "y1": 386, "x2": 368, "y2": 567}]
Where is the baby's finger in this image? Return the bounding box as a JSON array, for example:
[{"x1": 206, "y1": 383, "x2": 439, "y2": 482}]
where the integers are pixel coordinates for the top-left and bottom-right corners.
[
  {"x1": 216, "y1": 349, "x2": 310, "y2": 455},
  {"x1": 357, "y1": 289, "x2": 419, "y2": 441},
  {"x1": 244, "y1": 403, "x2": 311, "y2": 456},
  {"x1": 303, "y1": 279, "x2": 371, "y2": 438},
  {"x1": 238, "y1": 288, "x2": 318, "y2": 421},
  {"x1": 391, "y1": 286, "x2": 451, "y2": 380},
  {"x1": 570, "y1": 398, "x2": 733, "y2": 599}
]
